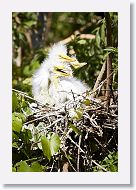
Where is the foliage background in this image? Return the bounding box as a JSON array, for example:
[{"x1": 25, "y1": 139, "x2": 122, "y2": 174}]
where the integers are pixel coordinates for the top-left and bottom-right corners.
[{"x1": 12, "y1": 12, "x2": 118, "y2": 172}]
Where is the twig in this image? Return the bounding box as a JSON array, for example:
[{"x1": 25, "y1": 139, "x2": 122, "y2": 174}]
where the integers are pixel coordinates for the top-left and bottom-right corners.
[
  {"x1": 60, "y1": 33, "x2": 95, "y2": 45},
  {"x1": 12, "y1": 88, "x2": 44, "y2": 106},
  {"x1": 45, "y1": 117, "x2": 64, "y2": 130},
  {"x1": 93, "y1": 137, "x2": 106, "y2": 150},
  {"x1": 92, "y1": 62, "x2": 107, "y2": 98},
  {"x1": 24, "y1": 114, "x2": 48, "y2": 125},
  {"x1": 60, "y1": 22, "x2": 95, "y2": 45},
  {"x1": 31, "y1": 117, "x2": 65, "y2": 136},
  {"x1": 89, "y1": 70, "x2": 115, "y2": 97},
  {"x1": 21, "y1": 156, "x2": 43, "y2": 163},
  {"x1": 50, "y1": 158, "x2": 55, "y2": 172},
  {"x1": 77, "y1": 135, "x2": 82, "y2": 172},
  {"x1": 12, "y1": 88, "x2": 56, "y2": 110},
  {"x1": 59, "y1": 128, "x2": 85, "y2": 154},
  {"x1": 92, "y1": 160, "x2": 107, "y2": 172},
  {"x1": 67, "y1": 135, "x2": 85, "y2": 153},
  {"x1": 63, "y1": 150, "x2": 77, "y2": 172}
]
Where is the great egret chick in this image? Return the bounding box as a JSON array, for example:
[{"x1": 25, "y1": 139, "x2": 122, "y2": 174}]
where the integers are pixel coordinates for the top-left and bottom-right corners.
[{"x1": 32, "y1": 43, "x2": 88, "y2": 107}]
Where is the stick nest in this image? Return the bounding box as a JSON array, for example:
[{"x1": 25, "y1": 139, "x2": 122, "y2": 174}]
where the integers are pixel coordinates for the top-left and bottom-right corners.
[{"x1": 23, "y1": 89, "x2": 118, "y2": 172}]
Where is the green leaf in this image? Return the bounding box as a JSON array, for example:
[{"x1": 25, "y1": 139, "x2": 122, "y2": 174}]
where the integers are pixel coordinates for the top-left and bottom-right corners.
[
  {"x1": 12, "y1": 142, "x2": 19, "y2": 149},
  {"x1": 50, "y1": 133, "x2": 61, "y2": 155},
  {"x1": 30, "y1": 162, "x2": 43, "y2": 172},
  {"x1": 41, "y1": 136, "x2": 51, "y2": 160},
  {"x1": 96, "y1": 30, "x2": 100, "y2": 47},
  {"x1": 12, "y1": 131, "x2": 19, "y2": 141},
  {"x1": 24, "y1": 20, "x2": 36, "y2": 27},
  {"x1": 41, "y1": 133, "x2": 61, "y2": 161},
  {"x1": 12, "y1": 167, "x2": 16, "y2": 172},
  {"x1": 12, "y1": 92, "x2": 18, "y2": 112},
  {"x1": 83, "y1": 98, "x2": 91, "y2": 106},
  {"x1": 23, "y1": 61, "x2": 40, "y2": 77},
  {"x1": 12, "y1": 113, "x2": 22, "y2": 133},
  {"x1": 16, "y1": 161, "x2": 32, "y2": 172},
  {"x1": 14, "y1": 161, "x2": 43, "y2": 172},
  {"x1": 68, "y1": 122, "x2": 81, "y2": 135},
  {"x1": 22, "y1": 78, "x2": 32, "y2": 85},
  {"x1": 23, "y1": 65, "x2": 30, "y2": 76},
  {"x1": 104, "y1": 47, "x2": 118, "y2": 53},
  {"x1": 75, "y1": 109, "x2": 83, "y2": 120},
  {"x1": 103, "y1": 51, "x2": 111, "y2": 59},
  {"x1": 78, "y1": 39, "x2": 86, "y2": 45}
]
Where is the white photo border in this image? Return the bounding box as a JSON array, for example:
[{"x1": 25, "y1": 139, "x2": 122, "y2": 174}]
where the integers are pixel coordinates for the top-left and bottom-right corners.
[{"x1": 0, "y1": 0, "x2": 130, "y2": 184}]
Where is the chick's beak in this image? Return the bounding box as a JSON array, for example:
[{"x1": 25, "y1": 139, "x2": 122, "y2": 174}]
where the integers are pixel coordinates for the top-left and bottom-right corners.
[
  {"x1": 59, "y1": 54, "x2": 76, "y2": 62},
  {"x1": 54, "y1": 65, "x2": 72, "y2": 77},
  {"x1": 70, "y1": 61, "x2": 87, "y2": 69},
  {"x1": 59, "y1": 54, "x2": 87, "y2": 69}
]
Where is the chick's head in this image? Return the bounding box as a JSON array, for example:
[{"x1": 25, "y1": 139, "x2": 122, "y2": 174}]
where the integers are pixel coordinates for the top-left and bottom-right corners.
[{"x1": 47, "y1": 42, "x2": 87, "y2": 78}]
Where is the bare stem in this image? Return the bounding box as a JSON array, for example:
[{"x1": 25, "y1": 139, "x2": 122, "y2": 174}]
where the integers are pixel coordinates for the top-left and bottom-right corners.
[
  {"x1": 92, "y1": 160, "x2": 107, "y2": 172},
  {"x1": 77, "y1": 135, "x2": 82, "y2": 172},
  {"x1": 105, "y1": 12, "x2": 113, "y2": 108},
  {"x1": 92, "y1": 62, "x2": 107, "y2": 98}
]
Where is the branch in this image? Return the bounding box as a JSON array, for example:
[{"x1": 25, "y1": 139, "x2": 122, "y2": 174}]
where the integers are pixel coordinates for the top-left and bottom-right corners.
[
  {"x1": 91, "y1": 62, "x2": 107, "y2": 98},
  {"x1": 92, "y1": 160, "x2": 107, "y2": 172},
  {"x1": 60, "y1": 33, "x2": 95, "y2": 45},
  {"x1": 105, "y1": 13, "x2": 113, "y2": 108},
  {"x1": 60, "y1": 22, "x2": 95, "y2": 45},
  {"x1": 77, "y1": 135, "x2": 82, "y2": 172},
  {"x1": 12, "y1": 88, "x2": 56, "y2": 109},
  {"x1": 12, "y1": 88, "x2": 34, "y2": 101}
]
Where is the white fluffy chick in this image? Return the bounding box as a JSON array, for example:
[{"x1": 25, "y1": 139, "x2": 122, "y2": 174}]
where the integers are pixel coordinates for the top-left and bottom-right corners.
[{"x1": 32, "y1": 43, "x2": 88, "y2": 107}]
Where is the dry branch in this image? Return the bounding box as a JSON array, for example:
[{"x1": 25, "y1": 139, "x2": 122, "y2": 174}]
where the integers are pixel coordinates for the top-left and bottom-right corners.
[
  {"x1": 77, "y1": 135, "x2": 82, "y2": 172},
  {"x1": 60, "y1": 22, "x2": 95, "y2": 45},
  {"x1": 92, "y1": 62, "x2": 107, "y2": 98},
  {"x1": 60, "y1": 33, "x2": 95, "y2": 45},
  {"x1": 105, "y1": 13, "x2": 113, "y2": 108}
]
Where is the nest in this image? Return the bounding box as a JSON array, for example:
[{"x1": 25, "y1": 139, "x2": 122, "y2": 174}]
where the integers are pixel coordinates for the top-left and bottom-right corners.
[{"x1": 22, "y1": 89, "x2": 118, "y2": 172}]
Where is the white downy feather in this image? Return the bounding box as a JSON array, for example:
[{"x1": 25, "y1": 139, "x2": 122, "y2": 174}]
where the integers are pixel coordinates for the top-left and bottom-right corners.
[{"x1": 32, "y1": 43, "x2": 88, "y2": 107}]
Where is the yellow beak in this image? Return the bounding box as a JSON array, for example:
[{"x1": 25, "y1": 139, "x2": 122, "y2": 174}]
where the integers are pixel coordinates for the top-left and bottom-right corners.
[
  {"x1": 59, "y1": 54, "x2": 87, "y2": 69},
  {"x1": 59, "y1": 54, "x2": 76, "y2": 62},
  {"x1": 53, "y1": 65, "x2": 72, "y2": 77},
  {"x1": 70, "y1": 62, "x2": 87, "y2": 69}
]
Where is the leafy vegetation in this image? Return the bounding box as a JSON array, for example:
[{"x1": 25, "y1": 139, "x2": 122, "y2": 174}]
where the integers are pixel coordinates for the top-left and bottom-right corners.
[{"x1": 12, "y1": 12, "x2": 118, "y2": 172}]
